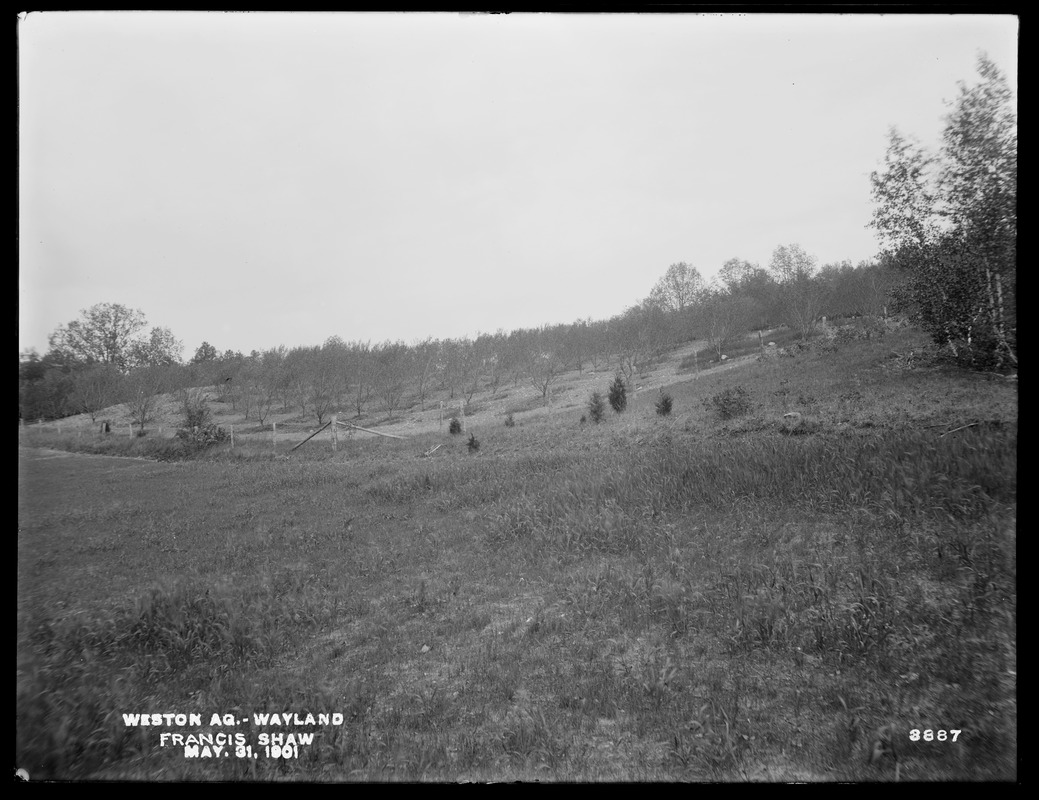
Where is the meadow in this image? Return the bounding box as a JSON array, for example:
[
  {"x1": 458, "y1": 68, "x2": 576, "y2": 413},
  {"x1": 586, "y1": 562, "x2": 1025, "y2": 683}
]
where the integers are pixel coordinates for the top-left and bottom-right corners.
[{"x1": 17, "y1": 323, "x2": 1017, "y2": 781}]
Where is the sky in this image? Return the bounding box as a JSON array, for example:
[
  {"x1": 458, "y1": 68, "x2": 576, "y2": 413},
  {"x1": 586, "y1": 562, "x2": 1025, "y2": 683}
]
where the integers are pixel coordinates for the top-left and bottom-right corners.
[{"x1": 18, "y1": 11, "x2": 1018, "y2": 359}]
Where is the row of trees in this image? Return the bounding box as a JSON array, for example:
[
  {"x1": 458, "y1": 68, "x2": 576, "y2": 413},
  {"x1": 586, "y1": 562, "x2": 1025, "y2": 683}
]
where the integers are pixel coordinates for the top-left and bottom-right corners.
[{"x1": 20, "y1": 250, "x2": 897, "y2": 426}]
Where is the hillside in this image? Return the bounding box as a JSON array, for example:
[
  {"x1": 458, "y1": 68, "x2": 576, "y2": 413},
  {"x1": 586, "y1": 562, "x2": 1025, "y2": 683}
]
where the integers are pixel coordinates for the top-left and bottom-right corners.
[{"x1": 18, "y1": 320, "x2": 1017, "y2": 782}]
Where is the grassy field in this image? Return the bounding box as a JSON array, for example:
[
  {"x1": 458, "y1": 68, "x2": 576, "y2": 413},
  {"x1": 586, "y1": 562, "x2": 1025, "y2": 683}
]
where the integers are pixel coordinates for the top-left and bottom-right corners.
[{"x1": 17, "y1": 324, "x2": 1017, "y2": 781}]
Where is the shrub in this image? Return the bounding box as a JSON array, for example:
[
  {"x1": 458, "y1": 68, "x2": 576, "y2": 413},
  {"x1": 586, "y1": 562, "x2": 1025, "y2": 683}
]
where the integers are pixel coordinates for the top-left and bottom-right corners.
[
  {"x1": 175, "y1": 423, "x2": 230, "y2": 449},
  {"x1": 655, "y1": 391, "x2": 673, "y2": 417},
  {"x1": 467, "y1": 433, "x2": 480, "y2": 453},
  {"x1": 449, "y1": 418, "x2": 463, "y2": 435},
  {"x1": 504, "y1": 412, "x2": 516, "y2": 428},
  {"x1": 179, "y1": 388, "x2": 212, "y2": 431},
  {"x1": 706, "y1": 385, "x2": 752, "y2": 421},
  {"x1": 588, "y1": 392, "x2": 606, "y2": 424},
  {"x1": 608, "y1": 375, "x2": 627, "y2": 413},
  {"x1": 173, "y1": 389, "x2": 230, "y2": 450}
]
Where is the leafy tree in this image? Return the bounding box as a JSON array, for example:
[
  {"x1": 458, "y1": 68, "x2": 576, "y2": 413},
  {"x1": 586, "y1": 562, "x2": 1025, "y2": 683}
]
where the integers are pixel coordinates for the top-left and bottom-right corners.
[
  {"x1": 191, "y1": 342, "x2": 219, "y2": 365},
  {"x1": 870, "y1": 54, "x2": 1016, "y2": 369},
  {"x1": 47, "y1": 303, "x2": 148, "y2": 370},
  {"x1": 128, "y1": 326, "x2": 183, "y2": 368},
  {"x1": 20, "y1": 369, "x2": 74, "y2": 421},
  {"x1": 718, "y1": 258, "x2": 759, "y2": 294},
  {"x1": 649, "y1": 262, "x2": 705, "y2": 313}
]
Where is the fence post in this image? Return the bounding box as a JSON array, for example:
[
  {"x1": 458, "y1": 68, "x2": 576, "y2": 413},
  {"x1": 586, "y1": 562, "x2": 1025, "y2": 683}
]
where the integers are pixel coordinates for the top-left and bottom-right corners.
[
  {"x1": 128, "y1": 424, "x2": 133, "y2": 439},
  {"x1": 331, "y1": 414, "x2": 338, "y2": 452},
  {"x1": 272, "y1": 421, "x2": 277, "y2": 448},
  {"x1": 230, "y1": 423, "x2": 234, "y2": 449}
]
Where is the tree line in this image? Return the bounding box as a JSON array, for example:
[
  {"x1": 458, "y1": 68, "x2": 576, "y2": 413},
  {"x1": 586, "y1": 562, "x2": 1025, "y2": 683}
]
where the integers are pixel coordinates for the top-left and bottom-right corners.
[{"x1": 18, "y1": 252, "x2": 894, "y2": 428}]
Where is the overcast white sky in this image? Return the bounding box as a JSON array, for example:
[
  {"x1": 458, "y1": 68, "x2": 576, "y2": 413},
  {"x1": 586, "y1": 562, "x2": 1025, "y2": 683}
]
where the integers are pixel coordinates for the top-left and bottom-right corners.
[{"x1": 18, "y1": 11, "x2": 1018, "y2": 358}]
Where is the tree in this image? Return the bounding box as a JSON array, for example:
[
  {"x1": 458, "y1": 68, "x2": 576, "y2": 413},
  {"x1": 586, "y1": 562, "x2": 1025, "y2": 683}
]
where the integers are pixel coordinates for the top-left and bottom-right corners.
[
  {"x1": 608, "y1": 374, "x2": 627, "y2": 413},
  {"x1": 718, "y1": 258, "x2": 759, "y2": 294},
  {"x1": 307, "y1": 342, "x2": 347, "y2": 425},
  {"x1": 191, "y1": 342, "x2": 219, "y2": 365},
  {"x1": 701, "y1": 292, "x2": 759, "y2": 357},
  {"x1": 768, "y1": 244, "x2": 827, "y2": 340},
  {"x1": 128, "y1": 326, "x2": 183, "y2": 369},
  {"x1": 70, "y1": 365, "x2": 122, "y2": 423},
  {"x1": 374, "y1": 341, "x2": 411, "y2": 419},
  {"x1": 649, "y1": 262, "x2": 706, "y2": 313},
  {"x1": 123, "y1": 366, "x2": 171, "y2": 434},
  {"x1": 47, "y1": 303, "x2": 148, "y2": 370},
  {"x1": 525, "y1": 328, "x2": 562, "y2": 403},
  {"x1": 411, "y1": 337, "x2": 441, "y2": 410},
  {"x1": 870, "y1": 54, "x2": 1016, "y2": 369},
  {"x1": 347, "y1": 341, "x2": 376, "y2": 418}
]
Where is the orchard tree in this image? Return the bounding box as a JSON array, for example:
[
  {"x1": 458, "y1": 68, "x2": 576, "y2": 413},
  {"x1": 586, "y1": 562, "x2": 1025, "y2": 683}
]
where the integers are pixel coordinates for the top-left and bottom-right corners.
[
  {"x1": 870, "y1": 54, "x2": 1016, "y2": 369},
  {"x1": 525, "y1": 328, "x2": 562, "y2": 403},
  {"x1": 70, "y1": 365, "x2": 122, "y2": 423},
  {"x1": 768, "y1": 244, "x2": 828, "y2": 340},
  {"x1": 123, "y1": 366, "x2": 172, "y2": 434},
  {"x1": 374, "y1": 341, "x2": 411, "y2": 419},
  {"x1": 701, "y1": 292, "x2": 760, "y2": 358}
]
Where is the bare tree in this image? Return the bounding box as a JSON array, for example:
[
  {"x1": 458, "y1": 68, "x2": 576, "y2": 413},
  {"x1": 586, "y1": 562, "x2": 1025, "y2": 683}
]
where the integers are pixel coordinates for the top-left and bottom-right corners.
[
  {"x1": 525, "y1": 328, "x2": 562, "y2": 403},
  {"x1": 123, "y1": 366, "x2": 171, "y2": 434},
  {"x1": 701, "y1": 293, "x2": 760, "y2": 358},
  {"x1": 769, "y1": 244, "x2": 828, "y2": 340},
  {"x1": 70, "y1": 365, "x2": 122, "y2": 423},
  {"x1": 374, "y1": 341, "x2": 411, "y2": 419}
]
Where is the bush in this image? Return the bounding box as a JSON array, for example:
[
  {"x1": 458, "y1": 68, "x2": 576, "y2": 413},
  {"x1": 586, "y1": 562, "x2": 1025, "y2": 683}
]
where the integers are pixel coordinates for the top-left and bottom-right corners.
[
  {"x1": 467, "y1": 433, "x2": 480, "y2": 453},
  {"x1": 588, "y1": 392, "x2": 606, "y2": 424},
  {"x1": 504, "y1": 412, "x2": 516, "y2": 428},
  {"x1": 706, "y1": 386, "x2": 752, "y2": 421},
  {"x1": 179, "y1": 388, "x2": 212, "y2": 431},
  {"x1": 608, "y1": 375, "x2": 627, "y2": 413},
  {"x1": 655, "y1": 391, "x2": 673, "y2": 417},
  {"x1": 449, "y1": 418, "x2": 463, "y2": 435},
  {"x1": 175, "y1": 423, "x2": 230, "y2": 449},
  {"x1": 175, "y1": 389, "x2": 229, "y2": 449}
]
